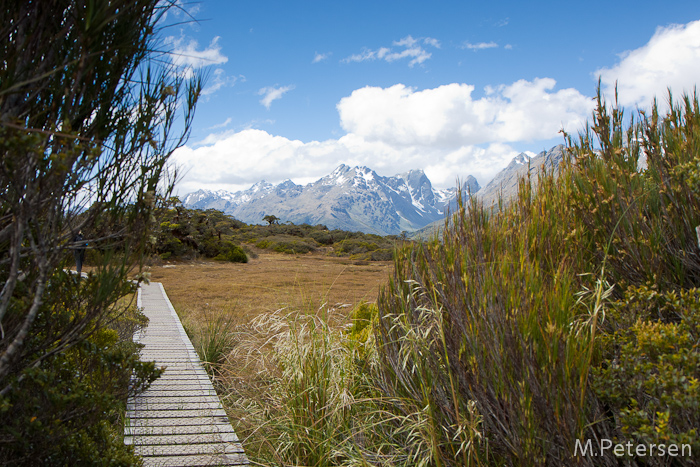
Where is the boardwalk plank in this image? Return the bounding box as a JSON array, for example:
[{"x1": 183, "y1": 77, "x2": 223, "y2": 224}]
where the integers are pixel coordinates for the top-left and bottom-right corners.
[
  {"x1": 125, "y1": 282, "x2": 249, "y2": 466},
  {"x1": 134, "y1": 442, "x2": 244, "y2": 457},
  {"x1": 139, "y1": 453, "x2": 249, "y2": 467}
]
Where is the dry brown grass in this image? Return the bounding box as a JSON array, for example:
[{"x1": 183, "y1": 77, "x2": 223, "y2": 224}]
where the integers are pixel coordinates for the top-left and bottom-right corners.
[{"x1": 146, "y1": 251, "x2": 393, "y2": 327}]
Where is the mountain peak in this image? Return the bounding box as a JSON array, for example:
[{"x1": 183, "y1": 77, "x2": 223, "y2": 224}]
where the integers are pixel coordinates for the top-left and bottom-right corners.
[
  {"x1": 250, "y1": 180, "x2": 273, "y2": 191},
  {"x1": 507, "y1": 152, "x2": 533, "y2": 169},
  {"x1": 182, "y1": 164, "x2": 481, "y2": 234}
]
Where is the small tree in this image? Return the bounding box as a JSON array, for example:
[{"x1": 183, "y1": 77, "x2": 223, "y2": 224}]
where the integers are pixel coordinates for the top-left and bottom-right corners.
[
  {"x1": 0, "y1": 0, "x2": 202, "y2": 462},
  {"x1": 263, "y1": 214, "x2": 281, "y2": 225}
]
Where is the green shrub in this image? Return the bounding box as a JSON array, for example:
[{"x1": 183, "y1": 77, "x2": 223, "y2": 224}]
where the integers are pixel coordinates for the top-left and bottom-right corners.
[
  {"x1": 213, "y1": 242, "x2": 248, "y2": 263},
  {"x1": 371, "y1": 90, "x2": 700, "y2": 466},
  {"x1": 334, "y1": 238, "x2": 379, "y2": 256},
  {"x1": 369, "y1": 248, "x2": 393, "y2": 261},
  {"x1": 255, "y1": 235, "x2": 317, "y2": 254},
  {"x1": 593, "y1": 286, "x2": 700, "y2": 454},
  {"x1": 0, "y1": 285, "x2": 162, "y2": 465}
]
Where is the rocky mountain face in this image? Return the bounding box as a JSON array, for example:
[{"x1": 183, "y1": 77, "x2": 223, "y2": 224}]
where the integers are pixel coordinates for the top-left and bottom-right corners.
[
  {"x1": 411, "y1": 145, "x2": 566, "y2": 239},
  {"x1": 475, "y1": 144, "x2": 565, "y2": 208},
  {"x1": 182, "y1": 165, "x2": 480, "y2": 235}
]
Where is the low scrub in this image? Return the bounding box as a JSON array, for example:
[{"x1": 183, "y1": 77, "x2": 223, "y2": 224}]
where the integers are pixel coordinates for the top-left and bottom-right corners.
[
  {"x1": 0, "y1": 273, "x2": 162, "y2": 465},
  {"x1": 151, "y1": 208, "x2": 399, "y2": 262},
  {"x1": 255, "y1": 235, "x2": 318, "y2": 254}
]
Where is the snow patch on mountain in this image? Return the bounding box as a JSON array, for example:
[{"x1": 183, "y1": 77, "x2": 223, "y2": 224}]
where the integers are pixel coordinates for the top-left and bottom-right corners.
[{"x1": 181, "y1": 165, "x2": 480, "y2": 235}]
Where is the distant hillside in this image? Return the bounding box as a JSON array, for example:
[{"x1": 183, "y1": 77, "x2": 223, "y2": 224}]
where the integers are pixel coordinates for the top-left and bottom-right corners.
[
  {"x1": 412, "y1": 144, "x2": 565, "y2": 239},
  {"x1": 183, "y1": 165, "x2": 480, "y2": 235},
  {"x1": 476, "y1": 144, "x2": 564, "y2": 207},
  {"x1": 152, "y1": 203, "x2": 404, "y2": 262}
]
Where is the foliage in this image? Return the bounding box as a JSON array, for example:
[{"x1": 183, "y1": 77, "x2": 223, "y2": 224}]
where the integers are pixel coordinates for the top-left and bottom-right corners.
[
  {"x1": 0, "y1": 0, "x2": 199, "y2": 463},
  {"x1": 346, "y1": 301, "x2": 377, "y2": 342},
  {"x1": 152, "y1": 202, "x2": 248, "y2": 262},
  {"x1": 216, "y1": 308, "x2": 404, "y2": 467},
  {"x1": 263, "y1": 214, "x2": 281, "y2": 225},
  {"x1": 377, "y1": 185, "x2": 588, "y2": 466},
  {"x1": 183, "y1": 89, "x2": 700, "y2": 467},
  {"x1": 214, "y1": 242, "x2": 248, "y2": 263},
  {"x1": 152, "y1": 205, "x2": 399, "y2": 261},
  {"x1": 569, "y1": 89, "x2": 700, "y2": 462},
  {"x1": 333, "y1": 238, "x2": 393, "y2": 260},
  {"x1": 0, "y1": 278, "x2": 162, "y2": 465},
  {"x1": 369, "y1": 89, "x2": 700, "y2": 466},
  {"x1": 185, "y1": 312, "x2": 237, "y2": 377},
  {"x1": 255, "y1": 235, "x2": 318, "y2": 254}
]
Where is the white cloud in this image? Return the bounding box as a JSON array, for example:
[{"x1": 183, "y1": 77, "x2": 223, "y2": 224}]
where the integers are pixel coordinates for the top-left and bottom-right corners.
[
  {"x1": 172, "y1": 128, "x2": 520, "y2": 195},
  {"x1": 207, "y1": 117, "x2": 232, "y2": 130},
  {"x1": 201, "y1": 69, "x2": 244, "y2": 96},
  {"x1": 258, "y1": 85, "x2": 295, "y2": 109},
  {"x1": 423, "y1": 37, "x2": 441, "y2": 48},
  {"x1": 462, "y1": 41, "x2": 499, "y2": 51},
  {"x1": 336, "y1": 80, "x2": 592, "y2": 148},
  {"x1": 343, "y1": 35, "x2": 439, "y2": 67},
  {"x1": 167, "y1": 36, "x2": 228, "y2": 78},
  {"x1": 174, "y1": 78, "x2": 592, "y2": 195},
  {"x1": 313, "y1": 52, "x2": 332, "y2": 63},
  {"x1": 597, "y1": 20, "x2": 700, "y2": 109},
  {"x1": 162, "y1": 0, "x2": 201, "y2": 23}
]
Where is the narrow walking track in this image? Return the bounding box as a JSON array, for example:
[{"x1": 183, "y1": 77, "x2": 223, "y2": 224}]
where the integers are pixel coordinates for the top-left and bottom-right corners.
[{"x1": 125, "y1": 282, "x2": 248, "y2": 466}]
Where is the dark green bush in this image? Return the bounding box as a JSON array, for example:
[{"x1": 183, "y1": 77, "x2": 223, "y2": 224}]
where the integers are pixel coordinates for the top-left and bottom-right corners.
[
  {"x1": 214, "y1": 242, "x2": 248, "y2": 263},
  {"x1": 0, "y1": 273, "x2": 162, "y2": 465},
  {"x1": 593, "y1": 287, "x2": 700, "y2": 453},
  {"x1": 334, "y1": 238, "x2": 378, "y2": 256},
  {"x1": 309, "y1": 229, "x2": 335, "y2": 245},
  {"x1": 369, "y1": 248, "x2": 393, "y2": 261}
]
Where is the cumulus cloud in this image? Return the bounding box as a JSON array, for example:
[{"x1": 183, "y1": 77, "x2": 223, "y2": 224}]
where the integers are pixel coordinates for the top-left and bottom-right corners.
[
  {"x1": 462, "y1": 41, "x2": 499, "y2": 51},
  {"x1": 597, "y1": 20, "x2": 700, "y2": 109},
  {"x1": 313, "y1": 52, "x2": 331, "y2": 63},
  {"x1": 258, "y1": 85, "x2": 295, "y2": 109},
  {"x1": 166, "y1": 35, "x2": 228, "y2": 78},
  {"x1": 173, "y1": 77, "x2": 593, "y2": 194},
  {"x1": 172, "y1": 128, "x2": 520, "y2": 194},
  {"x1": 336, "y1": 79, "x2": 592, "y2": 148},
  {"x1": 343, "y1": 35, "x2": 440, "y2": 67}
]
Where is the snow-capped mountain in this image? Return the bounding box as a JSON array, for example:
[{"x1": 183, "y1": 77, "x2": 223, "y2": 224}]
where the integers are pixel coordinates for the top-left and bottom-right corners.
[
  {"x1": 411, "y1": 145, "x2": 566, "y2": 239},
  {"x1": 475, "y1": 144, "x2": 565, "y2": 207},
  {"x1": 182, "y1": 165, "x2": 480, "y2": 235}
]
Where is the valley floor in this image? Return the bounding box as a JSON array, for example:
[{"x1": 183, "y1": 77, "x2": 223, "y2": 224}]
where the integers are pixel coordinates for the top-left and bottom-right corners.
[{"x1": 147, "y1": 251, "x2": 392, "y2": 327}]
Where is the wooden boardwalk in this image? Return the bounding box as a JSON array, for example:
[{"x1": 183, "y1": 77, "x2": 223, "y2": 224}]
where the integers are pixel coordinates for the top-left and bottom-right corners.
[{"x1": 125, "y1": 282, "x2": 249, "y2": 467}]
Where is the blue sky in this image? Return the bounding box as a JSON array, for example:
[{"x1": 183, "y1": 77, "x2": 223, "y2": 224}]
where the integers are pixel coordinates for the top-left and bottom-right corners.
[{"x1": 165, "y1": 0, "x2": 700, "y2": 194}]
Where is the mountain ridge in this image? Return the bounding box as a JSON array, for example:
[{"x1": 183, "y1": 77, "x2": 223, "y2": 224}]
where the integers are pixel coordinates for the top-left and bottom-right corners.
[
  {"x1": 411, "y1": 144, "x2": 566, "y2": 239},
  {"x1": 183, "y1": 165, "x2": 479, "y2": 235},
  {"x1": 182, "y1": 145, "x2": 564, "y2": 236}
]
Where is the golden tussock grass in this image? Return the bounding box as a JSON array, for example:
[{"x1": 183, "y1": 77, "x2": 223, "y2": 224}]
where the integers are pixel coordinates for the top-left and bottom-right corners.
[{"x1": 146, "y1": 251, "x2": 393, "y2": 328}]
